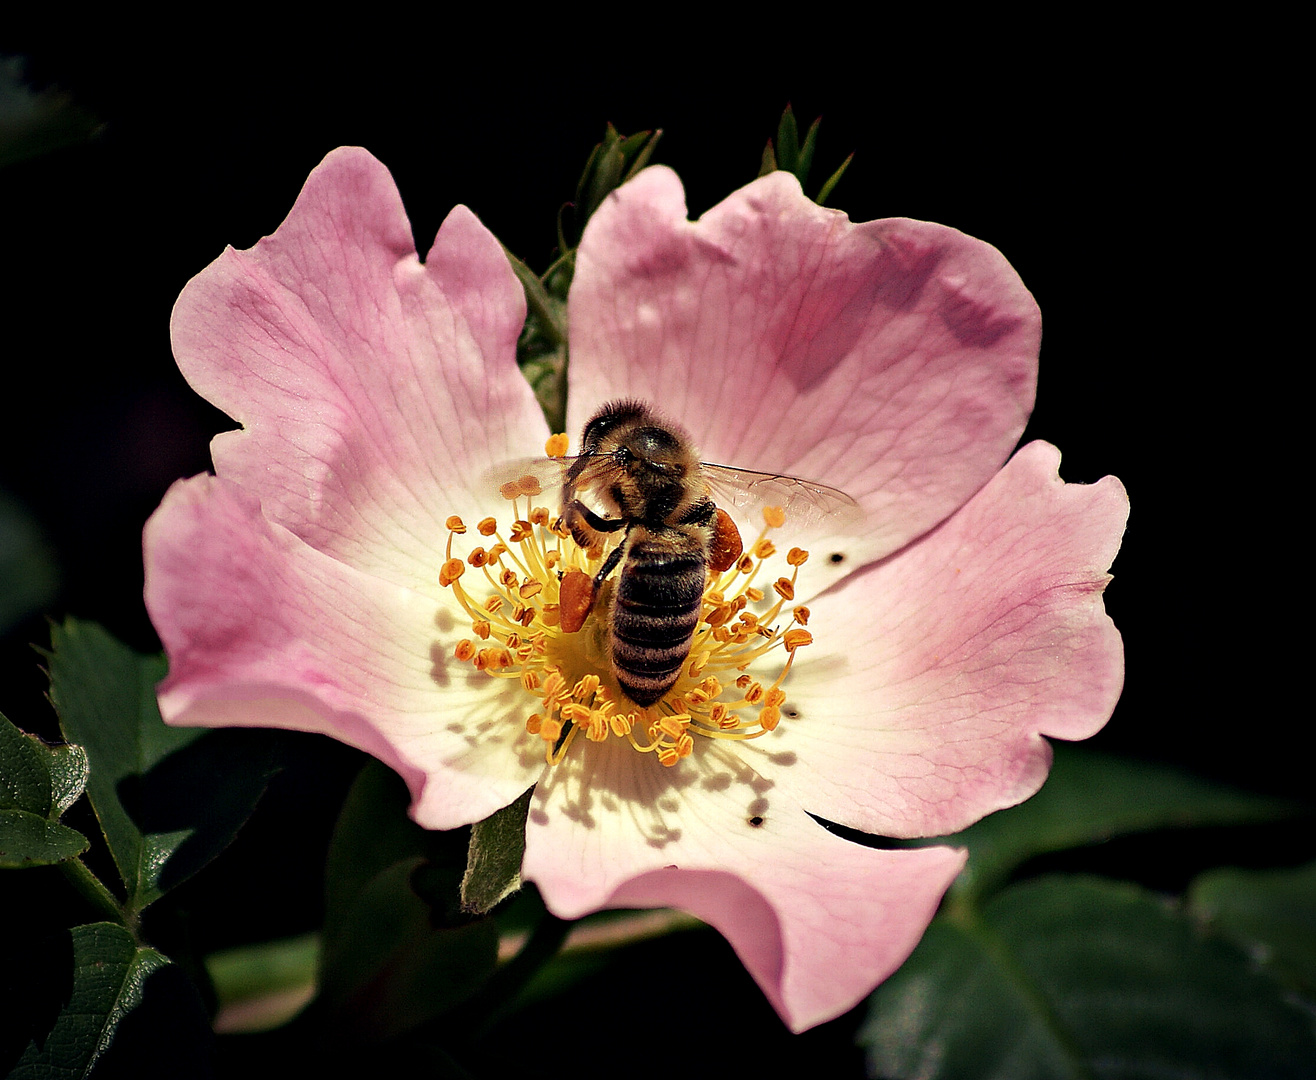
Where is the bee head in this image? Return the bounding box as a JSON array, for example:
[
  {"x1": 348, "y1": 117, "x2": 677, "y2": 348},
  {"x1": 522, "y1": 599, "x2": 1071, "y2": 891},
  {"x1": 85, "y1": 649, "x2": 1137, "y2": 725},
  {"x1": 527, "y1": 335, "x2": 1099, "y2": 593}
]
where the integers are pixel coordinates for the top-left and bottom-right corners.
[
  {"x1": 621, "y1": 425, "x2": 685, "y2": 476},
  {"x1": 580, "y1": 400, "x2": 651, "y2": 453}
]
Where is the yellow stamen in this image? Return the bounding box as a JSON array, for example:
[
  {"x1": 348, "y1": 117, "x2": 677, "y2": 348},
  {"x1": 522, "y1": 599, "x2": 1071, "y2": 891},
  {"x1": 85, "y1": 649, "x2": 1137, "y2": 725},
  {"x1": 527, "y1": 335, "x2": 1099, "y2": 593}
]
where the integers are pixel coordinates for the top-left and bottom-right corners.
[
  {"x1": 783, "y1": 629, "x2": 813, "y2": 651},
  {"x1": 436, "y1": 485, "x2": 824, "y2": 767}
]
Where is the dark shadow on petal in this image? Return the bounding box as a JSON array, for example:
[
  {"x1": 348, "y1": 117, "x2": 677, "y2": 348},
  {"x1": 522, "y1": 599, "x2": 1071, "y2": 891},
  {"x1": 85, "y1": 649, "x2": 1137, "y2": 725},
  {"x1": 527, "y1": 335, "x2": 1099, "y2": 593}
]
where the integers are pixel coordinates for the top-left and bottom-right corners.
[
  {"x1": 939, "y1": 284, "x2": 1024, "y2": 348},
  {"x1": 807, "y1": 811, "x2": 945, "y2": 851}
]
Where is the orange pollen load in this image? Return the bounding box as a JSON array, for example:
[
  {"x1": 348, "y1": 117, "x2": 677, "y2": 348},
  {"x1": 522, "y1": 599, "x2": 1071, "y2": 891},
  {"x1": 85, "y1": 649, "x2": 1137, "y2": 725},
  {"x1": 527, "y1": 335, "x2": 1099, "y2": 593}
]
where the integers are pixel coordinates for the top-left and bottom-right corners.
[{"x1": 437, "y1": 457, "x2": 820, "y2": 768}]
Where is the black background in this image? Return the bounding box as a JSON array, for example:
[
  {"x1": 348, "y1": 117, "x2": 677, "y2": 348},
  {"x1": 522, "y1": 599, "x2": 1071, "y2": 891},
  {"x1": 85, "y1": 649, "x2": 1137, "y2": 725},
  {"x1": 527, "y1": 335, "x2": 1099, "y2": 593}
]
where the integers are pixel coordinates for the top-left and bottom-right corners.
[{"x1": 0, "y1": 22, "x2": 1294, "y2": 1074}]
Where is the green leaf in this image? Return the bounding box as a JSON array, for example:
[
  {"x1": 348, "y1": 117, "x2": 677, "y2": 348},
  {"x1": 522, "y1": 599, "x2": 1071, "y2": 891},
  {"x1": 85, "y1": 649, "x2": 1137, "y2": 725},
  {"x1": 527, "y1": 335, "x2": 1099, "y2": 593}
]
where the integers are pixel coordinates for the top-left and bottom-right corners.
[
  {"x1": 861, "y1": 876, "x2": 1316, "y2": 1080},
  {"x1": 461, "y1": 787, "x2": 533, "y2": 915},
  {"x1": 1, "y1": 710, "x2": 52, "y2": 815},
  {"x1": 0, "y1": 712, "x2": 90, "y2": 866},
  {"x1": 205, "y1": 933, "x2": 319, "y2": 1032},
  {"x1": 46, "y1": 618, "x2": 277, "y2": 915},
  {"x1": 1191, "y1": 859, "x2": 1316, "y2": 995},
  {"x1": 500, "y1": 906, "x2": 699, "y2": 1016},
  {"x1": 319, "y1": 762, "x2": 498, "y2": 1039},
  {"x1": 323, "y1": 760, "x2": 449, "y2": 942},
  {"x1": 1, "y1": 921, "x2": 212, "y2": 1078},
  {"x1": 0, "y1": 810, "x2": 89, "y2": 867},
  {"x1": 319, "y1": 858, "x2": 498, "y2": 1041},
  {"x1": 46, "y1": 743, "x2": 90, "y2": 817},
  {"x1": 943, "y1": 744, "x2": 1300, "y2": 903}
]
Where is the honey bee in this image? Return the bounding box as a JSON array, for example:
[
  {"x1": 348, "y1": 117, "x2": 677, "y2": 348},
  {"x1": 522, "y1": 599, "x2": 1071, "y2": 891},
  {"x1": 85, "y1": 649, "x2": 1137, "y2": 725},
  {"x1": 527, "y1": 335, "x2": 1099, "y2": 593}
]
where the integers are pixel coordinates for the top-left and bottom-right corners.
[{"x1": 500, "y1": 400, "x2": 858, "y2": 708}]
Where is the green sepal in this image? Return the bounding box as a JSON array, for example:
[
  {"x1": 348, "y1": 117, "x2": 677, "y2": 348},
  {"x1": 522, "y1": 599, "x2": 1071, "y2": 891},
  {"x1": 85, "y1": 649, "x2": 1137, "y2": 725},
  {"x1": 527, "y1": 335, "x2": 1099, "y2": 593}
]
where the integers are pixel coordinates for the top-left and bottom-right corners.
[
  {"x1": 1190, "y1": 859, "x2": 1316, "y2": 995},
  {"x1": 795, "y1": 115, "x2": 820, "y2": 189},
  {"x1": 461, "y1": 787, "x2": 533, "y2": 915},
  {"x1": 566, "y1": 124, "x2": 662, "y2": 250},
  {"x1": 46, "y1": 618, "x2": 278, "y2": 915},
  {"x1": 860, "y1": 876, "x2": 1316, "y2": 1080},
  {"x1": 814, "y1": 152, "x2": 853, "y2": 207},
  {"x1": 506, "y1": 247, "x2": 566, "y2": 347},
  {"x1": 575, "y1": 124, "x2": 663, "y2": 226},
  {"x1": 0, "y1": 921, "x2": 212, "y2": 1077},
  {"x1": 774, "y1": 104, "x2": 801, "y2": 177},
  {"x1": 506, "y1": 246, "x2": 568, "y2": 434},
  {"x1": 761, "y1": 105, "x2": 848, "y2": 205},
  {"x1": 580, "y1": 130, "x2": 624, "y2": 226}
]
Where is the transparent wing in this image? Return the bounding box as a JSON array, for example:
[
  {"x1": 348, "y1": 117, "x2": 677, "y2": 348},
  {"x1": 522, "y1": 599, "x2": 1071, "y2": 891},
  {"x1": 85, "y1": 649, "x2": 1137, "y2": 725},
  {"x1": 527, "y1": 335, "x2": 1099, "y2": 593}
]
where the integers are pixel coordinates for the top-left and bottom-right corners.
[
  {"x1": 700, "y1": 463, "x2": 861, "y2": 532},
  {"x1": 485, "y1": 454, "x2": 861, "y2": 532},
  {"x1": 482, "y1": 456, "x2": 574, "y2": 502}
]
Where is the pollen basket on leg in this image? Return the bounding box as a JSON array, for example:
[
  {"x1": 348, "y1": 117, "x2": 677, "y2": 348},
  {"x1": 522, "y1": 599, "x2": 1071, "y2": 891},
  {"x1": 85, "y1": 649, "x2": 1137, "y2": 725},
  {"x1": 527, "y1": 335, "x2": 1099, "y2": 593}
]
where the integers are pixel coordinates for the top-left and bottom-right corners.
[{"x1": 441, "y1": 468, "x2": 820, "y2": 767}]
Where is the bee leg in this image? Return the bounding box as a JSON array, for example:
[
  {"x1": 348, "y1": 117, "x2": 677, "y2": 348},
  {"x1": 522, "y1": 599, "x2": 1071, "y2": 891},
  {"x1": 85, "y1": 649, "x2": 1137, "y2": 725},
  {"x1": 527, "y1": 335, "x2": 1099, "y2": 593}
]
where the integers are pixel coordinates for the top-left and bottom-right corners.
[
  {"x1": 559, "y1": 508, "x2": 628, "y2": 635},
  {"x1": 591, "y1": 533, "x2": 629, "y2": 592},
  {"x1": 678, "y1": 497, "x2": 742, "y2": 574},
  {"x1": 564, "y1": 499, "x2": 625, "y2": 550}
]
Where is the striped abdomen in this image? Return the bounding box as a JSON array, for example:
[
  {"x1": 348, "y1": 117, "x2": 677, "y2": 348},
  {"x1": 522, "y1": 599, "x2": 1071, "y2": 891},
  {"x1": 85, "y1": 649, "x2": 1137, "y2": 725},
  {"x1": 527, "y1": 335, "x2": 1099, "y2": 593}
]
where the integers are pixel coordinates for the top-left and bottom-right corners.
[{"x1": 609, "y1": 530, "x2": 707, "y2": 707}]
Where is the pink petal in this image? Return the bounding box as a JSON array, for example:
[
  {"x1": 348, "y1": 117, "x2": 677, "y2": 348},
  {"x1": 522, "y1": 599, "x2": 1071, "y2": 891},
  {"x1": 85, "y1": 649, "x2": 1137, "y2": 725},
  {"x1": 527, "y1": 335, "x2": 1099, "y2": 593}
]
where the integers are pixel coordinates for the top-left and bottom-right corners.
[
  {"x1": 773, "y1": 441, "x2": 1127, "y2": 838},
  {"x1": 566, "y1": 166, "x2": 1039, "y2": 593},
  {"x1": 522, "y1": 739, "x2": 965, "y2": 1032},
  {"x1": 170, "y1": 147, "x2": 546, "y2": 594},
  {"x1": 143, "y1": 474, "x2": 542, "y2": 829}
]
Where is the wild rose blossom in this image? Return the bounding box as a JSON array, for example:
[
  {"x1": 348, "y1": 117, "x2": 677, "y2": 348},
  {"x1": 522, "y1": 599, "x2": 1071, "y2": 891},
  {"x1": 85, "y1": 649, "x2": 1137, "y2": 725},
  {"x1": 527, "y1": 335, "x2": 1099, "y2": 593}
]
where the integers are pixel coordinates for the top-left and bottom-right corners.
[{"x1": 143, "y1": 147, "x2": 1126, "y2": 1031}]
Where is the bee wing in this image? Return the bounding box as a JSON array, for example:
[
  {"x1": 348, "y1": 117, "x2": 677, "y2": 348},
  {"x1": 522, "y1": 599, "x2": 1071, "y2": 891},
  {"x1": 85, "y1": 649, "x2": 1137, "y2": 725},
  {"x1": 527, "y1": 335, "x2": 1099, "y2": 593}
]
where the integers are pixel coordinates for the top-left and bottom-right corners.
[
  {"x1": 700, "y1": 463, "x2": 862, "y2": 532},
  {"x1": 482, "y1": 456, "x2": 574, "y2": 502}
]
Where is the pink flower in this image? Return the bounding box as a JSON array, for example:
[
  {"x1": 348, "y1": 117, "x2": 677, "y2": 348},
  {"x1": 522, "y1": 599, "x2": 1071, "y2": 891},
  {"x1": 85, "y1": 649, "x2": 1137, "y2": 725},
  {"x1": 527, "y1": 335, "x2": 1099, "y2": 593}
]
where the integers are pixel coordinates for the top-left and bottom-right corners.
[{"x1": 144, "y1": 148, "x2": 1126, "y2": 1032}]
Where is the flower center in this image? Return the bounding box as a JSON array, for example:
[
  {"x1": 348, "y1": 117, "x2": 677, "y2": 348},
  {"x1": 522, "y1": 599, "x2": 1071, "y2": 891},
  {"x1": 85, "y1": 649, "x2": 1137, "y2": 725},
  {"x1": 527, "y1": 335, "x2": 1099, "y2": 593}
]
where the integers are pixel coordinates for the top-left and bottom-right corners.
[{"x1": 439, "y1": 439, "x2": 816, "y2": 768}]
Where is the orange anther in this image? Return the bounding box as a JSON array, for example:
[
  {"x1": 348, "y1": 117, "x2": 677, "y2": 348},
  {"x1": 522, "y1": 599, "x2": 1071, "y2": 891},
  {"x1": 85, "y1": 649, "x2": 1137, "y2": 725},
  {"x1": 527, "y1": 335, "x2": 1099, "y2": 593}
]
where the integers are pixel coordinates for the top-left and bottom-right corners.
[{"x1": 783, "y1": 629, "x2": 813, "y2": 652}]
